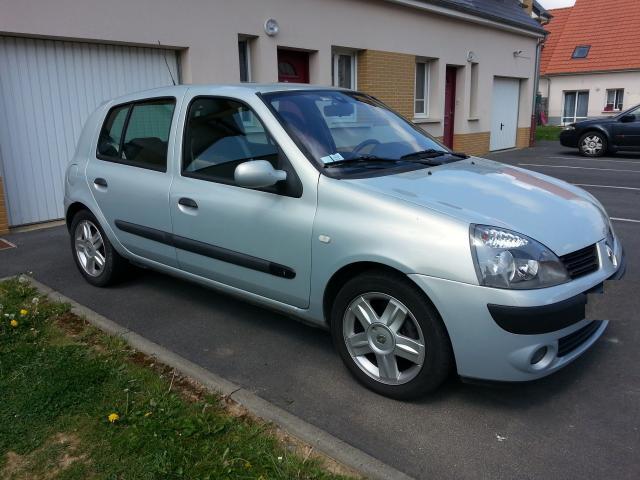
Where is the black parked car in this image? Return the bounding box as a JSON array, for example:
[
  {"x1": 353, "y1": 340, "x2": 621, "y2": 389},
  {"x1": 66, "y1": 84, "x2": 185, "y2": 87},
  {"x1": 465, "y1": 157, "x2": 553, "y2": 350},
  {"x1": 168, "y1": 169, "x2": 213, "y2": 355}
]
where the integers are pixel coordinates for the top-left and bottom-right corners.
[{"x1": 559, "y1": 104, "x2": 640, "y2": 157}]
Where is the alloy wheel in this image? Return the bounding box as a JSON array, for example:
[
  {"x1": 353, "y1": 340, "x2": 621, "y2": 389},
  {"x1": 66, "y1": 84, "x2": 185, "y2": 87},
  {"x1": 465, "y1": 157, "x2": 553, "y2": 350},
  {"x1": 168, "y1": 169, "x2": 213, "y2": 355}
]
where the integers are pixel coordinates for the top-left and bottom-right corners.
[
  {"x1": 581, "y1": 135, "x2": 603, "y2": 156},
  {"x1": 74, "y1": 220, "x2": 106, "y2": 277},
  {"x1": 342, "y1": 292, "x2": 426, "y2": 385}
]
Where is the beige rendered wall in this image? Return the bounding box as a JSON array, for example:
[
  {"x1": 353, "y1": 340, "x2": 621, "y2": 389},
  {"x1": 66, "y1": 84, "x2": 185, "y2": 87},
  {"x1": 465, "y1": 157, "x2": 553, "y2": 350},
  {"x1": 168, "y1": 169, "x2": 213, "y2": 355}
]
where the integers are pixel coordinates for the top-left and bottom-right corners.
[
  {"x1": 0, "y1": 0, "x2": 539, "y2": 141},
  {"x1": 542, "y1": 71, "x2": 640, "y2": 125}
]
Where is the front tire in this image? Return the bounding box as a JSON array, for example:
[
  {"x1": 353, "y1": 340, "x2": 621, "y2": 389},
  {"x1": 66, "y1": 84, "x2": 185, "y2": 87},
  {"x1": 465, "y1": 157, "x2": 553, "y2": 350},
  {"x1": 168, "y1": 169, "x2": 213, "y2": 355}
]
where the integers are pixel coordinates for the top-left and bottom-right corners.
[
  {"x1": 70, "y1": 210, "x2": 128, "y2": 287},
  {"x1": 579, "y1": 132, "x2": 607, "y2": 157},
  {"x1": 330, "y1": 271, "x2": 453, "y2": 399}
]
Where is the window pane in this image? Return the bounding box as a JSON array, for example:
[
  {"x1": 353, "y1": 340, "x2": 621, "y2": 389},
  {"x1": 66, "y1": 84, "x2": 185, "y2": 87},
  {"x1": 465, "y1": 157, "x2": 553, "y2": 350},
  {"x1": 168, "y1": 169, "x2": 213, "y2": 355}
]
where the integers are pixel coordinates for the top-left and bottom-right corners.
[
  {"x1": 415, "y1": 63, "x2": 426, "y2": 100},
  {"x1": 337, "y1": 54, "x2": 352, "y2": 89},
  {"x1": 563, "y1": 92, "x2": 576, "y2": 118},
  {"x1": 122, "y1": 99, "x2": 175, "y2": 170},
  {"x1": 238, "y1": 40, "x2": 249, "y2": 82},
  {"x1": 97, "y1": 105, "x2": 129, "y2": 158},
  {"x1": 183, "y1": 98, "x2": 279, "y2": 184},
  {"x1": 577, "y1": 91, "x2": 589, "y2": 117},
  {"x1": 415, "y1": 100, "x2": 425, "y2": 114},
  {"x1": 616, "y1": 89, "x2": 624, "y2": 110}
]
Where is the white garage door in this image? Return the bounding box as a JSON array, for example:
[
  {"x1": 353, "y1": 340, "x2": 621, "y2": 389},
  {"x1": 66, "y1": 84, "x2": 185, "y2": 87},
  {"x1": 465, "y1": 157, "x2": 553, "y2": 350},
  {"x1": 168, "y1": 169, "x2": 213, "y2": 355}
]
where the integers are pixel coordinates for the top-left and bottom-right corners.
[
  {"x1": 490, "y1": 77, "x2": 520, "y2": 151},
  {"x1": 0, "y1": 36, "x2": 179, "y2": 226}
]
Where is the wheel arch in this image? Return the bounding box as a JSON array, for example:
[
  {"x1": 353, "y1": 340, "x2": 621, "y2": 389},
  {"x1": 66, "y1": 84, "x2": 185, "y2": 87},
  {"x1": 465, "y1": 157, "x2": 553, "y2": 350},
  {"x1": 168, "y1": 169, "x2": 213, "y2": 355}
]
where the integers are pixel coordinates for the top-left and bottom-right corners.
[
  {"x1": 579, "y1": 126, "x2": 612, "y2": 144},
  {"x1": 322, "y1": 261, "x2": 444, "y2": 327},
  {"x1": 66, "y1": 201, "x2": 92, "y2": 231}
]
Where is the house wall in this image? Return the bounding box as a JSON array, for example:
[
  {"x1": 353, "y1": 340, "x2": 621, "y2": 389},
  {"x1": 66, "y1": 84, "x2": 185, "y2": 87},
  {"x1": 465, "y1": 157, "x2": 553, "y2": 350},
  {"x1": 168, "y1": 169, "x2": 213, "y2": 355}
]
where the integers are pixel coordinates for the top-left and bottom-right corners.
[
  {"x1": 0, "y1": 0, "x2": 540, "y2": 227},
  {"x1": 542, "y1": 71, "x2": 640, "y2": 125}
]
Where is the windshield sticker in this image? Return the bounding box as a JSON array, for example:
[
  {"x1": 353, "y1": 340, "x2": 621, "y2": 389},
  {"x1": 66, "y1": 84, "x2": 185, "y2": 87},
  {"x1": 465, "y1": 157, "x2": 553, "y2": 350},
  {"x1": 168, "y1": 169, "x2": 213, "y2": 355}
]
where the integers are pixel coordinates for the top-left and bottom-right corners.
[{"x1": 320, "y1": 153, "x2": 344, "y2": 164}]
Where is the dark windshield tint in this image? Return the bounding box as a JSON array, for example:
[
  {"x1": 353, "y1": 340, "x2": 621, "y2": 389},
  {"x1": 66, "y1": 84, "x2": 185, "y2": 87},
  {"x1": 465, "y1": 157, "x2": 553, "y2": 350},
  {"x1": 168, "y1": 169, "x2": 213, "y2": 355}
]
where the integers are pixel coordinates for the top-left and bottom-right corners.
[{"x1": 262, "y1": 90, "x2": 446, "y2": 167}]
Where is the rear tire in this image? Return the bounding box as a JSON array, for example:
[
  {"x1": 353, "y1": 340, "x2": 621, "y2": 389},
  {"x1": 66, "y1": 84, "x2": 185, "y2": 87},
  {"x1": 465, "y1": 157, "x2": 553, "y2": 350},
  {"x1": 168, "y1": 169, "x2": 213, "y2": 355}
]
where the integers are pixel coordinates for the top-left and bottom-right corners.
[
  {"x1": 579, "y1": 132, "x2": 607, "y2": 157},
  {"x1": 330, "y1": 271, "x2": 453, "y2": 399},
  {"x1": 70, "y1": 209, "x2": 128, "y2": 287}
]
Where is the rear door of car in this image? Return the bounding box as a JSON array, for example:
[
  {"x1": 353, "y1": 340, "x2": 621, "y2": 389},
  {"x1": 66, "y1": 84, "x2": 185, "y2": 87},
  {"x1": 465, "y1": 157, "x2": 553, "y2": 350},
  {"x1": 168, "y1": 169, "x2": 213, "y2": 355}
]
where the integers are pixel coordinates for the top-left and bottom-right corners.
[
  {"x1": 612, "y1": 107, "x2": 640, "y2": 149},
  {"x1": 168, "y1": 93, "x2": 316, "y2": 308},
  {"x1": 86, "y1": 96, "x2": 180, "y2": 267}
]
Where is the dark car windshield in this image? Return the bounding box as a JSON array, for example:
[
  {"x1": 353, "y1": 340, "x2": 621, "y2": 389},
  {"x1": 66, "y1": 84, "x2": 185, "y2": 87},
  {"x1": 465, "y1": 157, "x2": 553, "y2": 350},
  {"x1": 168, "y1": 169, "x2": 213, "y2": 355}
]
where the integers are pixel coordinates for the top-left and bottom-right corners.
[{"x1": 261, "y1": 90, "x2": 452, "y2": 172}]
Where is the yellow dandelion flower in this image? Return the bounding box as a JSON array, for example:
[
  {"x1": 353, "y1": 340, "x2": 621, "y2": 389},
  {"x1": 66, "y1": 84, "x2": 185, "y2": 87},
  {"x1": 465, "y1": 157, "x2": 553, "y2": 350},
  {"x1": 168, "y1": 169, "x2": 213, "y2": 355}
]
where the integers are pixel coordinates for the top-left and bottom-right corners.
[
  {"x1": 10, "y1": 319, "x2": 18, "y2": 328},
  {"x1": 107, "y1": 413, "x2": 120, "y2": 423},
  {"x1": 244, "y1": 461, "x2": 252, "y2": 470},
  {"x1": 19, "y1": 309, "x2": 28, "y2": 316},
  {"x1": 144, "y1": 412, "x2": 152, "y2": 417}
]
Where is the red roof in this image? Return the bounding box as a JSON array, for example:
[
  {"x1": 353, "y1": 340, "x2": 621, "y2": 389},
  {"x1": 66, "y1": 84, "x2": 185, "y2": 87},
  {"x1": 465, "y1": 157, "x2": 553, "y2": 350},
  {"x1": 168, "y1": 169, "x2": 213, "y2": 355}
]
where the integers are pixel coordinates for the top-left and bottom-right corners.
[{"x1": 540, "y1": 0, "x2": 640, "y2": 76}]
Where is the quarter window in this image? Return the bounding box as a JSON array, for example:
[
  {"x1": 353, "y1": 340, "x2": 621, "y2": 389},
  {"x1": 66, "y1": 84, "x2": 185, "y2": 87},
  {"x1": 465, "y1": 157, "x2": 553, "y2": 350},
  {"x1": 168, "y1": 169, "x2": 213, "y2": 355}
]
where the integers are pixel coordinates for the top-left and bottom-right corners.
[
  {"x1": 97, "y1": 98, "x2": 175, "y2": 171},
  {"x1": 97, "y1": 105, "x2": 129, "y2": 158},
  {"x1": 182, "y1": 97, "x2": 280, "y2": 186},
  {"x1": 605, "y1": 89, "x2": 624, "y2": 111}
]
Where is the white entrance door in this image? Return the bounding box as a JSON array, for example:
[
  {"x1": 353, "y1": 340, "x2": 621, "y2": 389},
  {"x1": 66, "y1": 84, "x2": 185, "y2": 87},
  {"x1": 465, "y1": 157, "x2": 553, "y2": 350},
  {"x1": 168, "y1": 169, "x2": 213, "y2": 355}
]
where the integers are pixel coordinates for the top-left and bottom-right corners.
[
  {"x1": 0, "y1": 36, "x2": 179, "y2": 226},
  {"x1": 490, "y1": 77, "x2": 520, "y2": 151}
]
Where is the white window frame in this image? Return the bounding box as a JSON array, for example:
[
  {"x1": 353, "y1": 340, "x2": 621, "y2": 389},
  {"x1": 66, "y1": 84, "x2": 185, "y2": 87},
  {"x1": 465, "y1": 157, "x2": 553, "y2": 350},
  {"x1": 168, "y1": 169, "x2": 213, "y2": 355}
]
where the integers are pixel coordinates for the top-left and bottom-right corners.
[
  {"x1": 238, "y1": 37, "x2": 252, "y2": 83},
  {"x1": 332, "y1": 50, "x2": 357, "y2": 90},
  {"x1": 562, "y1": 90, "x2": 589, "y2": 125},
  {"x1": 414, "y1": 60, "x2": 430, "y2": 118},
  {"x1": 604, "y1": 88, "x2": 624, "y2": 112}
]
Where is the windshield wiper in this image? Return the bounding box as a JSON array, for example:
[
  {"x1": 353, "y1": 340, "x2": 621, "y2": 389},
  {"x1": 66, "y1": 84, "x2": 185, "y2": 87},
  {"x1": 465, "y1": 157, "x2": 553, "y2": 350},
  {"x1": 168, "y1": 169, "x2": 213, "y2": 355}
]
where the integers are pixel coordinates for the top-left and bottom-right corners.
[
  {"x1": 323, "y1": 155, "x2": 402, "y2": 169},
  {"x1": 400, "y1": 149, "x2": 469, "y2": 161}
]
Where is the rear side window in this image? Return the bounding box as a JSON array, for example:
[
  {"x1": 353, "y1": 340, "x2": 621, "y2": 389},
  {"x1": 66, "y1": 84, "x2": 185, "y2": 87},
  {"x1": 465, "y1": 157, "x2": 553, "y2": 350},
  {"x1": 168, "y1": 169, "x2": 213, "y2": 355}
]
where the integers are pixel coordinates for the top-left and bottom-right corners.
[
  {"x1": 96, "y1": 98, "x2": 175, "y2": 172},
  {"x1": 182, "y1": 97, "x2": 279, "y2": 184}
]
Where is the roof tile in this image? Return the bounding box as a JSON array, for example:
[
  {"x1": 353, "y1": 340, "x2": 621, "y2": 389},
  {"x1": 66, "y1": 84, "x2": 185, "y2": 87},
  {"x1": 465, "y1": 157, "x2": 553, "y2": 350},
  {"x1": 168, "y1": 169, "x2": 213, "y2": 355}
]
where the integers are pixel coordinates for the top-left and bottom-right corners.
[{"x1": 540, "y1": 0, "x2": 640, "y2": 75}]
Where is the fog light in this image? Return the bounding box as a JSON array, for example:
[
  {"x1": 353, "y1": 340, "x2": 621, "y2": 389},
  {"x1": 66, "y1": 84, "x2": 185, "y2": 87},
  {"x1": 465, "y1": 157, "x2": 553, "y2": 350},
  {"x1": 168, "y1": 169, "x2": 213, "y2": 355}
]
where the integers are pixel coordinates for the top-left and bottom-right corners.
[{"x1": 530, "y1": 346, "x2": 548, "y2": 365}]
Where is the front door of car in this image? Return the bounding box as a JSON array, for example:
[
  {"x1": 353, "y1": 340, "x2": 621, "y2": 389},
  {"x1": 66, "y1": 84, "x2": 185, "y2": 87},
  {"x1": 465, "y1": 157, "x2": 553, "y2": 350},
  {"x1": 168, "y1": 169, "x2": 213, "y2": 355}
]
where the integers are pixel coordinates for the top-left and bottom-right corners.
[
  {"x1": 168, "y1": 96, "x2": 315, "y2": 308},
  {"x1": 86, "y1": 97, "x2": 179, "y2": 267},
  {"x1": 612, "y1": 106, "x2": 640, "y2": 148}
]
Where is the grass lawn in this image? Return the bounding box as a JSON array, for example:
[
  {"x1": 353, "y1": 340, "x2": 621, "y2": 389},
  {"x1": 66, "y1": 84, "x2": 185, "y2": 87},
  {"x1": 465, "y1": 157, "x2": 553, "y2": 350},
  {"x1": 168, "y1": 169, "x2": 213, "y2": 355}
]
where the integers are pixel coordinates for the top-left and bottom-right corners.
[
  {"x1": 0, "y1": 277, "x2": 354, "y2": 480},
  {"x1": 535, "y1": 125, "x2": 563, "y2": 141}
]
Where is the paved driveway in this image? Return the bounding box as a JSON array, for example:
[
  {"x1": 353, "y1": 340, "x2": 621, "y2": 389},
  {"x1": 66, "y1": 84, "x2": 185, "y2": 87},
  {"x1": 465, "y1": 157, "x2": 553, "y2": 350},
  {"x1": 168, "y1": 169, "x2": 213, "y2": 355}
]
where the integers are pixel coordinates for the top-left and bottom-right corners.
[{"x1": 1, "y1": 141, "x2": 639, "y2": 479}]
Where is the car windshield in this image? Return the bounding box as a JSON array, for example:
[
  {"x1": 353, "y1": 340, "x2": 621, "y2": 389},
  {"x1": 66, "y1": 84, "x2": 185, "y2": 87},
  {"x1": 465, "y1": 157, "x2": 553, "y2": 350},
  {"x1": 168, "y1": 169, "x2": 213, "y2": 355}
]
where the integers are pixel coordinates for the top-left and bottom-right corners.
[{"x1": 262, "y1": 90, "x2": 450, "y2": 170}]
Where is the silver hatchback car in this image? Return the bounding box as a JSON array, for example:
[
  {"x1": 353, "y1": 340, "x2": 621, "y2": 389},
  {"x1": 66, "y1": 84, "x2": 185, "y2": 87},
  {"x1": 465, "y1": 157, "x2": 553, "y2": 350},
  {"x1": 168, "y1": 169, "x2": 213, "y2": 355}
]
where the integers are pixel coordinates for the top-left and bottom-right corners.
[{"x1": 65, "y1": 84, "x2": 624, "y2": 399}]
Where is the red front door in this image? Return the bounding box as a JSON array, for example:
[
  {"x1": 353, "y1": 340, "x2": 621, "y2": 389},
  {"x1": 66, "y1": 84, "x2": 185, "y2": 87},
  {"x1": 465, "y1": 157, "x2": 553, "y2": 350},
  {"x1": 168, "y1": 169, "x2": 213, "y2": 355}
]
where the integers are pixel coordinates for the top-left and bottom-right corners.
[
  {"x1": 277, "y1": 49, "x2": 309, "y2": 83},
  {"x1": 443, "y1": 66, "x2": 457, "y2": 148}
]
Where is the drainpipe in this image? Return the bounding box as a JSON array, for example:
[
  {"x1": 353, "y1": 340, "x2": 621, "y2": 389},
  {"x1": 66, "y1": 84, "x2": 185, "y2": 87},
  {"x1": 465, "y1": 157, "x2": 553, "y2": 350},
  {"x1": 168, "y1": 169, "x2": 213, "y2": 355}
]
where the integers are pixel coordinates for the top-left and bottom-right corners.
[{"x1": 529, "y1": 37, "x2": 543, "y2": 147}]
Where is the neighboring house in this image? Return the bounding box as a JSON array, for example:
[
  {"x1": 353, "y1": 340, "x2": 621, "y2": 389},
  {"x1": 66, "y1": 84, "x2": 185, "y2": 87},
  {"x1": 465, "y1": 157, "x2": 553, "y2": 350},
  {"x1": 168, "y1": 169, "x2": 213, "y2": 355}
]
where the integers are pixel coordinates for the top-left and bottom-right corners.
[
  {"x1": 0, "y1": 0, "x2": 546, "y2": 231},
  {"x1": 539, "y1": 0, "x2": 640, "y2": 125}
]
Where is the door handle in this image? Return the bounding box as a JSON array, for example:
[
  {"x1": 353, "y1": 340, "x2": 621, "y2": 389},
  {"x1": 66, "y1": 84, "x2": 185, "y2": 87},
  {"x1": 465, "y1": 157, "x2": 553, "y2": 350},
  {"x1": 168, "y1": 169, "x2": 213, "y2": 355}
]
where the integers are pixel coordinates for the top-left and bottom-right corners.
[
  {"x1": 94, "y1": 178, "x2": 108, "y2": 188},
  {"x1": 500, "y1": 123, "x2": 504, "y2": 130},
  {"x1": 178, "y1": 197, "x2": 198, "y2": 209}
]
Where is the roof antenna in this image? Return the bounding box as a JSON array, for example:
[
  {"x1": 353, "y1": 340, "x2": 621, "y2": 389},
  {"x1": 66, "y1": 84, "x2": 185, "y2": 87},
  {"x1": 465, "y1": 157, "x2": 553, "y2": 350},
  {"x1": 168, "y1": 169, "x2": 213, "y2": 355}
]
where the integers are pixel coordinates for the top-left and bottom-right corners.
[{"x1": 158, "y1": 40, "x2": 176, "y2": 86}]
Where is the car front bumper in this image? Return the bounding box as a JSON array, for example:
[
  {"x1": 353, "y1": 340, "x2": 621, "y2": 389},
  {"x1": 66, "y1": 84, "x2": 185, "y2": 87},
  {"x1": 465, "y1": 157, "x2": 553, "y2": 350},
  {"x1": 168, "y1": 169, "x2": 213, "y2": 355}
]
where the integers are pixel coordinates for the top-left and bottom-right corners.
[
  {"x1": 559, "y1": 129, "x2": 580, "y2": 147},
  {"x1": 409, "y1": 238, "x2": 624, "y2": 382}
]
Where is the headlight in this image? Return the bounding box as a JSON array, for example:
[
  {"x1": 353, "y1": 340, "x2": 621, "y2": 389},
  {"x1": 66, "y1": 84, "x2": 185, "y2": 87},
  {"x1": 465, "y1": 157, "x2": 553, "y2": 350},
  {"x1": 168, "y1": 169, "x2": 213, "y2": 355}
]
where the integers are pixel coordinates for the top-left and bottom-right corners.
[
  {"x1": 470, "y1": 225, "x2": 569, "y2": 289},
  {"x1": 563, "y1": 125, "x2": 575, "y2": 131}
]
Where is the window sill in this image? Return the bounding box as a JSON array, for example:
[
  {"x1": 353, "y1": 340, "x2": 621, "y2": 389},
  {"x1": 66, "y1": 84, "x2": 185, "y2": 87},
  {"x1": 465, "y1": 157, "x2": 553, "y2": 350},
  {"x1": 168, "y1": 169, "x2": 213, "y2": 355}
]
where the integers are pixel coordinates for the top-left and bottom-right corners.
[
  {"x1": 412, "y1": 117, "x2": 441, "y2": 124},
  {"x1": 601, "y1": 110, "x2": 621, "y2": 114},
  {"x1": 467, "y1": 117, "x2": 480, "y2": 121}
]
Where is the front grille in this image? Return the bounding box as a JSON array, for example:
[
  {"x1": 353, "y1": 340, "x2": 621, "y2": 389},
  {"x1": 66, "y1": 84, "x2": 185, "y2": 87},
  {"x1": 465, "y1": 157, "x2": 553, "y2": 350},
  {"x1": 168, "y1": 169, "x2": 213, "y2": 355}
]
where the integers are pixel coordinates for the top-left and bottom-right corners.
[
  {"x1": 560, "y1": 244, "x2": 599, "y2": 279},
  {"x1": 557, "y1": 320, "x2": 602, "y2": 357}
]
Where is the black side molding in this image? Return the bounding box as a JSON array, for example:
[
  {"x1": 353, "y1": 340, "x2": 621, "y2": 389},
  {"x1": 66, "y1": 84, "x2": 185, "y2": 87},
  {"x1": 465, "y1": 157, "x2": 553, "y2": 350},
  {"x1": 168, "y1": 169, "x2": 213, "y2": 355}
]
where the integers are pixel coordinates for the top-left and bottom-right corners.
[
  {"x1": 488, "y1": 294, "x2": 587, "y2": 335},
  {"x1": 114, "y1": 220, "x2": 296, "y2": 279}
]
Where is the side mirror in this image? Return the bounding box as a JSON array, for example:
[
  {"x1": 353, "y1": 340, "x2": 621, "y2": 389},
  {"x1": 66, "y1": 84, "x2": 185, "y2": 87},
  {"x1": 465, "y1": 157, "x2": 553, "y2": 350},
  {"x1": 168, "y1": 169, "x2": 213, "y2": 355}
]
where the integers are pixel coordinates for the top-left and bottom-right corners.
[
  {"x1": 234, "y1": 160, "x2": 287, "y2": 189},
  {"x1": 620, "y1": 114, "x2": 635, "y2": 123}
]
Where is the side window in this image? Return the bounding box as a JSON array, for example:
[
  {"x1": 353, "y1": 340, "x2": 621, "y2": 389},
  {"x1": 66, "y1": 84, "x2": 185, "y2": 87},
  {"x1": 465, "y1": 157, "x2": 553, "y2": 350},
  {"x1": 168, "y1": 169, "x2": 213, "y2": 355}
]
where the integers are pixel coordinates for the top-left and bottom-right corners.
[
  {"x1": 182, "y1": 97, "x2": 279, "y2": 184},
  {"x1": 122, "y1": 99, "x2": 175, "y2": 171},
  {"x1": 97, "y1": 105, "x2": 129, "y2": 158}
]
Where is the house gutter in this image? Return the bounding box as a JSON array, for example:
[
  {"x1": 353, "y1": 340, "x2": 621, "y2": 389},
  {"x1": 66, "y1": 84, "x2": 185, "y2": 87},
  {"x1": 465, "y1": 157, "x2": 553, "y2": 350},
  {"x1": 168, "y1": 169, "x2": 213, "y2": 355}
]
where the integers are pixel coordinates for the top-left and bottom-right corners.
[
  {"x1": 384, "y1": 0, "x2": 546, "y2": 38},
  {"x1": 530, "y1": 36, "x2": 544, "y2": 146}
]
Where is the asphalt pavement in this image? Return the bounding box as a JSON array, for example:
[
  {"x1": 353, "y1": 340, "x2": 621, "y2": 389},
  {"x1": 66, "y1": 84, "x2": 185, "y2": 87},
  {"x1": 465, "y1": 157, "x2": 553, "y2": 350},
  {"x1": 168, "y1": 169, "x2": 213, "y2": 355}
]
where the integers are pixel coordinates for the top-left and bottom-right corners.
[{"x1": 1, "y1": 141, "x2": 638, "y2": 479}]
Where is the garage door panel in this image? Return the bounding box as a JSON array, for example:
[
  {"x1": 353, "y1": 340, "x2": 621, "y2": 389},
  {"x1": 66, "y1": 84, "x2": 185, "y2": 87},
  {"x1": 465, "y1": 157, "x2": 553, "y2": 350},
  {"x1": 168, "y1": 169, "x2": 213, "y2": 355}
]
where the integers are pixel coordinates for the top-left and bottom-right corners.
[
  {"x1": 490, "y1": 77, "x2": 520, "y2": 152},
  {"x1": 0, "y1": 36, "x2": 178, "y2": 226}
]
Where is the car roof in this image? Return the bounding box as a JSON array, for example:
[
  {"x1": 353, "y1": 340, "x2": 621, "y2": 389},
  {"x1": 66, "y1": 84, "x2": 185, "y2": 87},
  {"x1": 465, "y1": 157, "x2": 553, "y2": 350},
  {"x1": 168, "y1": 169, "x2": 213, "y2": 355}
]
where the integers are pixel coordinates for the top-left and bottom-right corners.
[{"x1": 106, "y1": 83, "x2": 345, "y2": 106}]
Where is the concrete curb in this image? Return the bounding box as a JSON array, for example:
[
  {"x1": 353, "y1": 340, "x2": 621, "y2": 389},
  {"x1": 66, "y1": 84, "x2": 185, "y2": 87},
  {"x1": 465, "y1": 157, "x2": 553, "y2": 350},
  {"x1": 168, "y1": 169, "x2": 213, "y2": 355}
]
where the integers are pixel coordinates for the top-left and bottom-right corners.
[{"x1": 5, "y1": 275, "x2": 414, "y2": 480}]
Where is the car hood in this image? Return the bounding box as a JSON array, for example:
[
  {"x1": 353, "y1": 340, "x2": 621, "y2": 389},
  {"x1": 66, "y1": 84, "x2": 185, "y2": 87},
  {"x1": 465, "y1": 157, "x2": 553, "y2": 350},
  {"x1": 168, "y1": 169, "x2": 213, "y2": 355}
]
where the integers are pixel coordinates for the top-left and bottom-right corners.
[
  {"x1": 575, "y1": 117, "x2": 615, "y2": 127},
  {"x1": 350, "y1": 158, "x2": 608, "y2": 256}
]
